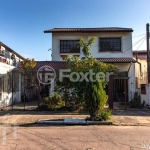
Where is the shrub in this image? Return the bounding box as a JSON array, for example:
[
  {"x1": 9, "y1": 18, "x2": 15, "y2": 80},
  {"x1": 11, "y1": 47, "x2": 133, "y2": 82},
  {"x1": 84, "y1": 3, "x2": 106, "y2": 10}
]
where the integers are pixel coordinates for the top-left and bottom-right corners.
[
  {"x1": 42, "y1": 92, "x2": 65, "y2": 110},
  {"x1": 130, "y1": 92, "x2": 141, "y2": 108},
  {"x1": 85, "y1": 81, "x2": 108, "y2": 119},
  {"x1": 100, "y1": 109, "x2": 112, "y2": 121},
  {"x1": 86, "y1": 109, "x2": 112, "y2": 121}
]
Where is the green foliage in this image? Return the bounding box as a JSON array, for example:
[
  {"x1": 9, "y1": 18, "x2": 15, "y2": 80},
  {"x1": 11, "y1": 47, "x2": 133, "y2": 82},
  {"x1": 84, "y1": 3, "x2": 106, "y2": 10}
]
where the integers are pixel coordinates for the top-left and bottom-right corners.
[
  {"x1": 42, "y1": 92, "x2": 65, "y2": 109},
  {"x1": 130, "y1": 92, "x2": 141, "y2": 108},
  {"x1": 58, "y1": 37, "x2": 118, "y2": 119},
  {"x1": 21, "y1": 58, "x2": 36, "y2": 75},
  {"x1": 78, "y1": 37, "x2": 96, "y2": 57},
  {"x1": 86, "y1": 109, "x2": 112, "y2": 121},
  {"x1": 20, "y1": 58, "x2": 37, "y2": 88},
  {"x1": 85, "y1": 81, "x2": 108, "y2": 118},
  {"x1": 100, "y1": 109, "x2": 112, "y2": 121},
  {"x1": 20, "y1": 58, "x2": 37, "y2": 83}
]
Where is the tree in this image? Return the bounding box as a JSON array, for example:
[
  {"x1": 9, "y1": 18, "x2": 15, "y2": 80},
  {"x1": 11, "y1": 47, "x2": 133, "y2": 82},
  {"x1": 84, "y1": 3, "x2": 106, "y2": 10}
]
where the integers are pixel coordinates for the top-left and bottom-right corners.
[
  {"x1": 57, "y1": 37, "x2": 118, "y2": 119},
  {"x1": 20, "y1": 58, "x2": 42, "y2": 110},
  {"x1": 21, "y1": 58, "x2": 37, "y2": 88},
  {"x1": 78, "y1": 37, "x2": 96, "y2": 57}
]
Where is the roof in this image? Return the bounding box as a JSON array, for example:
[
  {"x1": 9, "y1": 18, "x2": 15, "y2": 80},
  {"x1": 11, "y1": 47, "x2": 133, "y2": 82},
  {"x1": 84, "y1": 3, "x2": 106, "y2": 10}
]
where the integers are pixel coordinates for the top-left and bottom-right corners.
[
  {"x1": 133, "y1": 50, "x2": 147, "y2": 60},
  {"x1": 44, "y1": 27, "x2": 133, "y2": 33},
  {"x1": 34, "y1": 58, "x2": 136, "y2": 72},
  {"x1": 97, "y1": 58, "x2": 136, "y2": 63},
  {"x1": 0, "y1": 42, "x2": 25, "y2": 60},
  {"x1": 33, "y1": 61, "x2": 67, "y2": 75},
  {"x1": 133, "y1": 50, "x2": 147, "y2": 54}
]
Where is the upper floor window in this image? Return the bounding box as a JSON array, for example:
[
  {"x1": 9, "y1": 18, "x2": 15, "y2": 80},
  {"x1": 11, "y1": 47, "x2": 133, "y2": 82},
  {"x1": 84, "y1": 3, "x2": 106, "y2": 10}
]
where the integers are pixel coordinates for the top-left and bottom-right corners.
[
  {"x1": 99, "y1": 38, "x2": 121, "y2": 52},
  {"x1": 60, "y1": 40, "x2": 80, "y2": 53}
]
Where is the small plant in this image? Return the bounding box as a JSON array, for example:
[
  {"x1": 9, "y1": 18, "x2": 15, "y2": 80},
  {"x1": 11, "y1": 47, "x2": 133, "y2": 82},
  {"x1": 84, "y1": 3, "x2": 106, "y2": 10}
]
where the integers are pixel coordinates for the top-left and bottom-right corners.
[
  {"x1": 100, "y1": 109, "x2": 112, "y2": 121},
  {"x1": 86, "y1": 109, "x2": 112, "y2": 121},
  {"x1": 130, "y1": 92, "x2": 141, "y2": 108},
  {"x1": 42, "y1": 92, "x2": 65, "y2": 110}
]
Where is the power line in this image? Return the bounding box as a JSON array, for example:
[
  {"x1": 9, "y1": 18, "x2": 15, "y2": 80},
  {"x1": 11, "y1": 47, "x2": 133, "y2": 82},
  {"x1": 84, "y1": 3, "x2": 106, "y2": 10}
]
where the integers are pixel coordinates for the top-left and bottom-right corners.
[
  {"x1": 136, "y1": 37, "x2": 146, "y2": 50},
  {"x1": 123, "y1": 36, "x2": 146, "y2": 53},
  {"x1": 90, "y1": 34, "x2": 146, "y2": 48},
  {"x1": 122, "y1": 34, "x2": 145, "y2": 40},
  {"x1": 103, "y1": 36, "x2": 146, "y2": 57}
]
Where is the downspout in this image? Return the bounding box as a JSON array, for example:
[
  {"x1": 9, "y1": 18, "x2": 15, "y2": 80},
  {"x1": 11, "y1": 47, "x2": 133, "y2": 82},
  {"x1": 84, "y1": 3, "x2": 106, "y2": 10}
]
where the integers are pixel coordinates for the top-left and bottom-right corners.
[
  {"x1": 135, "y1": 51, "x2": 142, "y2": 76},
  {"x1": 128, "y1": 62, "x2": 133, "y2": 100},
  {"x1": 134, "y1": 52, "x2": 142, "y2": 99},
  {"x1": 127, "y1": 53, "x2": 142, "y2": 101},
  {"x1": 127, "y1": 62, "x2": 132, "y2": 73}
]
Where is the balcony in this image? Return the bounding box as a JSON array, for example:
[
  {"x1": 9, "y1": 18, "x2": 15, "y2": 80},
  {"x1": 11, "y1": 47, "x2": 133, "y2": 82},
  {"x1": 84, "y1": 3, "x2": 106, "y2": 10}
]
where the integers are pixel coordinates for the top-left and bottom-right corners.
[{"x1": 0, "y1": 56, "x2": 9, "y2": 65}]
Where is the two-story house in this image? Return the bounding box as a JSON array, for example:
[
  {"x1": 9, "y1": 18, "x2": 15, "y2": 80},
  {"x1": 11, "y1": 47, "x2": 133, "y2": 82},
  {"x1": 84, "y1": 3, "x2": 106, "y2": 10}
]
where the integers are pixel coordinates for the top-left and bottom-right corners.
[
  {"x1": 42, "y1": 27, "x2": 137, "y2": 109},
  {"x1": 0, "y1": 41, "x2": 25, "y2": 109}
]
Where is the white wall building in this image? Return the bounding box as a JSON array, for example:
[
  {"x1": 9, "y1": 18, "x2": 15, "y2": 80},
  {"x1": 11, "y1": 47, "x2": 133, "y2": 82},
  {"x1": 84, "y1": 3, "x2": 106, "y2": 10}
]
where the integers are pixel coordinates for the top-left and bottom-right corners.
[
  {"x1": 0, "y1": 41, "x2": 25, "y2": 108},
  {"x1": 44, "y1": 27, "x2": 137, "y2": 104},
  {"x1": 133, "y1": 50, "x2": 150, "y2": 107}
]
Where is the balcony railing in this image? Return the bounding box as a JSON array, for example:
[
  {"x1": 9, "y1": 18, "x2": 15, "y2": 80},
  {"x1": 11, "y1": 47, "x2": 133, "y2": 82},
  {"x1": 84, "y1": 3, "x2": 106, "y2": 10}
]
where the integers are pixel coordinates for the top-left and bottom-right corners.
[{"x1": 0, "y1": 57, "x2": 10, "y2": 65}]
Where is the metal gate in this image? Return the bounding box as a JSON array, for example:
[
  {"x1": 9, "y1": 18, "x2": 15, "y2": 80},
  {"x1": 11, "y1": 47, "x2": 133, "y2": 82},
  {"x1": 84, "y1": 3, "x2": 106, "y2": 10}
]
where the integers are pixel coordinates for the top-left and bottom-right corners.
[
  {"x1": 108, "y1": 75, "x2": 129, "y2": 110},
  {"x1": 113, "y1": 77, "x2": 128, "y2": 110},
  {"x1": 0, "y1": 69, "x2": 39, "y2": 111}
]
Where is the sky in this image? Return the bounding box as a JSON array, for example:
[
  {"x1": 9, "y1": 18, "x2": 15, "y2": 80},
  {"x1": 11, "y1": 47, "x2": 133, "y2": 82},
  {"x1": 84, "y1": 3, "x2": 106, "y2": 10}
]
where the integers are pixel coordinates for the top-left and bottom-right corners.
[{"x1": 0, "y1": 0, "x2": 150, "y2": 61}]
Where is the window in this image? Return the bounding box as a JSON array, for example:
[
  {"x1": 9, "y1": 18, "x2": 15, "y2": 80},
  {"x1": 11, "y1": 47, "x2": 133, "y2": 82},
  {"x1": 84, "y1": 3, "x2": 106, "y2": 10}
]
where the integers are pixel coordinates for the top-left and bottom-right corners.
[
  {"x1": 60, "y1": 40, "x2": 80, "y2": 53},
  {"x1": 99, "y1": 38, "x2": 121, "y2": 52}
]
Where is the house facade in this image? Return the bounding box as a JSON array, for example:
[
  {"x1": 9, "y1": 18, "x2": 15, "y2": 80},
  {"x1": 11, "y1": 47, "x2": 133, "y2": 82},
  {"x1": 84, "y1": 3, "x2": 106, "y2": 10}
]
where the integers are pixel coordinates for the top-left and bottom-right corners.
[
  {"x1": 43, "y1": 27, "x2": 137, "y2": 107},
  {"x1": 133, "y1": 50, "x2": 147, "y2": 85},
  {"x1": 0, "y1": 42, "x2": 25, "y2": 108},
  {"x1": 133, "y1": 50, "x2": 150, "y2": 107}
]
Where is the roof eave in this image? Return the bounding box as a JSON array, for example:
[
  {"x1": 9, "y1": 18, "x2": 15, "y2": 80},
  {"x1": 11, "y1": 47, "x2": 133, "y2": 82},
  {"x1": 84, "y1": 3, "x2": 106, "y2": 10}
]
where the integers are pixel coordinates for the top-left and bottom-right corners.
[
  {"x1": 0, "y1": 42, "x2": 25, "y2": 60},
  {"x1": 44, "y1": 30, "x2": 133, "y2": 33}
]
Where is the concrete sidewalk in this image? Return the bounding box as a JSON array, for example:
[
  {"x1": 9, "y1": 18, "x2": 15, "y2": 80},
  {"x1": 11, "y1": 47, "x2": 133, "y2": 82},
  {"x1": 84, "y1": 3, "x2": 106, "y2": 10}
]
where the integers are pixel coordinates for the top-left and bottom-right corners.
[
  {"x1": 0, "y1": 110, "x2": 150, "y2": 126},
  {"x1": 112, "y1": 110, "x2": 150, "y2": 126}
]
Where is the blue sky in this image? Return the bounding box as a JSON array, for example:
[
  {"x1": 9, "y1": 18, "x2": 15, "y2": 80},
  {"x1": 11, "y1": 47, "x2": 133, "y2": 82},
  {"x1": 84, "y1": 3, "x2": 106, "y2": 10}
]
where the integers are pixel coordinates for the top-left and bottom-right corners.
[{"x1": 0, "y1": 0, "x2": 150, "y2": 61}]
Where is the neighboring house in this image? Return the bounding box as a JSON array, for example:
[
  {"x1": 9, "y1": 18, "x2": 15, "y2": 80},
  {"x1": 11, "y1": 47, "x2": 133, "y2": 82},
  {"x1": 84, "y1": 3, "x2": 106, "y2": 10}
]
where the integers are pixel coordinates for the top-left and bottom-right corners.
[
  {"x1": 133, "y1": 50, "x2": 150, "y2": 107},
  {"x1": 133, "y1": 50, "x2": 147, "y2": 84},
  {"x1": 0, "y1": 41, "x2": 25, "y2": 108},
  {"x1": 43, "y1": 27, "x2": 137, "y2": 107},
  {"x1": 0, "y1": 41, "x2": 25, "y2": 73}
]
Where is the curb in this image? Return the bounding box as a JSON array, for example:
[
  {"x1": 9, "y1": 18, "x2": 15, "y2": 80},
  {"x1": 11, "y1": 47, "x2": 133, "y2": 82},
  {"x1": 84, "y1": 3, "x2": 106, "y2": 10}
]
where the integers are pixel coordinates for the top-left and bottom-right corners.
[
  {"x1": 1, "y1": 122, "x2": 150, "y2": 126},
  {"x1": 112, "y1": 123, "x2": 150, "y2": 126},
  {"x1": 35, "y1": 118, "x2": 113, "y2": 126},
  {"x1": 36, "y1": 120, "x2": 64, "y2": 125}
]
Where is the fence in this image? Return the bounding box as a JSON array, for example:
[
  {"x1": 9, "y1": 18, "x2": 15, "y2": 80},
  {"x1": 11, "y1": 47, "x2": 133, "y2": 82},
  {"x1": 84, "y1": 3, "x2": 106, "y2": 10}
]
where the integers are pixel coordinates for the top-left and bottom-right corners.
[
  {"x1": 0, "y1": 69, "x2": 39, "y2": 111},
  {"x1": 0, "y1": 71, "x2": 20, "y2": 109}
]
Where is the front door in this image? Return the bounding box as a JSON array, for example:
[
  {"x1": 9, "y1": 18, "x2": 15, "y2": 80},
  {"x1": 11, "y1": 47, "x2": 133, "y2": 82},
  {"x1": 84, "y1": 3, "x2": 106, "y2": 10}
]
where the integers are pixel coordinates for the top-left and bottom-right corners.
[
  {"x1": 113, "y1": 78, "x2": 128, "y2": 110},
  {"x1": 108, "y1": 74, "x2": 129, "y2": 110}
]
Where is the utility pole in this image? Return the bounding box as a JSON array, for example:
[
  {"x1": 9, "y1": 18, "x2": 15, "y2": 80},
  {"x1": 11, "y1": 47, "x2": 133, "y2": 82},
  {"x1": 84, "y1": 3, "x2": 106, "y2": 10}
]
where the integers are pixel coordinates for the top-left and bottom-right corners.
[{"x1": 146, "y1": 23, "x2": 150, "y2": 83}]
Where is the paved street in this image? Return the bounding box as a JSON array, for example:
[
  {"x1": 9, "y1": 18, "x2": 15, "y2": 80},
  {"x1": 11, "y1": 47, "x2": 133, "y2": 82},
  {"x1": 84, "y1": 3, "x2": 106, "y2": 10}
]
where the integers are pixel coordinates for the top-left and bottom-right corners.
[{"x1": 0, "y1": 126, "x2": 150, "y2": 150}]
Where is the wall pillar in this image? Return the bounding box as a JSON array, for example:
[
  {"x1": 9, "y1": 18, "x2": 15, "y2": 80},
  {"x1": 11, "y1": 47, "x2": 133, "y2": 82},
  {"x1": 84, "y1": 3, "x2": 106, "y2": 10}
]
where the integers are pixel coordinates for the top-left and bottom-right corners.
[{"x1": 49, "y1": 81, "x2": 54, "y2": 96}]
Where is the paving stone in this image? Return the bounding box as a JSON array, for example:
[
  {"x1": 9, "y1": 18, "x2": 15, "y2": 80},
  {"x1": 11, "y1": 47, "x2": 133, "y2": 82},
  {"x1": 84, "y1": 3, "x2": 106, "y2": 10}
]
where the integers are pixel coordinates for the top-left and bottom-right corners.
[
  {"x1": 26, "y1": 116, "x2": 41, "y2": 124},
  {"x1": 112, "y1": 116, "x2": 127, "y2": 123},
  {"x1": 15, "y1": 117, "x2": 28, "y2": 125},
  {"x1": 137, "y1": 119, "x2": 150, "y2": 124},
  {"x1": 4, "y1": 118, "x2": 17, "y2": 125},
  {"x1": 123, "y1": 117, "x2": 139, "y2": 124}
]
